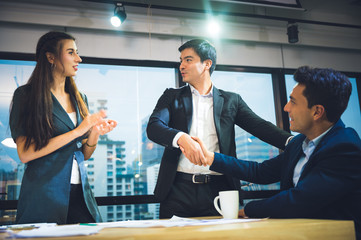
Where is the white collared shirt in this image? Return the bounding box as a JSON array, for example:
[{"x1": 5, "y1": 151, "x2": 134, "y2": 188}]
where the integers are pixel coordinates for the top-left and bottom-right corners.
[
  {"x1": 173, "y1": 84, "x2": 221, "y2": 175},
  {"x1": 68, "y1": 112, "x2": 81, "y2": 184},
  {"x1": 293, "y1": 126, "x2": 333, "y2": 186}
]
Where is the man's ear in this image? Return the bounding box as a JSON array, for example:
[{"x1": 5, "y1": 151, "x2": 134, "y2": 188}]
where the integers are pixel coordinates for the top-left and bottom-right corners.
[
  {"x1": 46, "y1": 52, "x2": 55, "y2": 64},
  {"x1": 313, "y1": 105, "x2": 326, "y2": 120},
  {"x1": 204, "y1": 59, "x2": 212, "y2": 71}
]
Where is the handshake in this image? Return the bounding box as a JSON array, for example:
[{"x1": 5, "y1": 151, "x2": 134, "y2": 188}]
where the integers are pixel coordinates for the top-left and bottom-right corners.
[{"x1": 178, "y1": 134, "x2": 215, "y2": 166}]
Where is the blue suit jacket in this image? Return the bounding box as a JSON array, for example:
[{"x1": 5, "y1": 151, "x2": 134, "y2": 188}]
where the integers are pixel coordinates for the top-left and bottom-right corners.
[
  {"x1": 211, "y1": 119, "x2": 361, "y2": 239},
  {"x1": 10, "y1": 85, "x2": 102, "y2": 224},
  {"x1": 147, "y1": 85, "x2": 292, "y2": 201}
]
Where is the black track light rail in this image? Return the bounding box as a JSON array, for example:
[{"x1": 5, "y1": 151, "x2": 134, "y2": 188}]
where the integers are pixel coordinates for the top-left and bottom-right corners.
[{"x1": 82, "y1": 0, "x2": 361, "y2": 30}]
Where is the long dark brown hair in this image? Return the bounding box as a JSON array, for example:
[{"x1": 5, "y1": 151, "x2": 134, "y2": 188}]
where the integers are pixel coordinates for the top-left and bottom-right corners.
[{"x1": 13, "y1": 31, "x2": 89, "y2": 151}]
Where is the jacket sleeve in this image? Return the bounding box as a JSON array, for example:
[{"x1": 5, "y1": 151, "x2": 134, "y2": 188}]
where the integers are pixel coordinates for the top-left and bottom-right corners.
[
  {"x1": 146, "y1": 88, "x2": 182, "y2": 149},
  {"x1": 244, "y1": 140, "x2": 361, "y2": 218},
  {"x1": 210, "y1": 152, "x2": 285, "y2": 185},
  {"x1": 234, "y1": 94, "x2": 292, "y2": 150}
]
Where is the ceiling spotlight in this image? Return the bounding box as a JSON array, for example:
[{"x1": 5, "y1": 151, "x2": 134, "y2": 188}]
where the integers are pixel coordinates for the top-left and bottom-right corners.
[
  {"x1": 111, "y1": 3, "x2": 127, "y2": 27},
  {"x1": 287, "y1": 21, "x2": 299, "y2": 43},
  {"x1": 207, "y1": 18, "x2": 221, "y2": 37}
]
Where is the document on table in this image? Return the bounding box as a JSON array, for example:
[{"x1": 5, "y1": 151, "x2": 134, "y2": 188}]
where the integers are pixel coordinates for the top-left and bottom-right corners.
[
  {"x1": 169, "y1": 216, "x2": 264, "y2": 226},
  {"x1": 96, "y1": 216, "x2": 264, "y2": 228},
  {"x1": 7, "y1": 217, "x2": 263, "y2": 237},
  {"x1": 0, "y1": 222, "x2": 57, "y2": 231},
  {"x1": 11, "y1": 225, "x2": 104, "y2": 238}
]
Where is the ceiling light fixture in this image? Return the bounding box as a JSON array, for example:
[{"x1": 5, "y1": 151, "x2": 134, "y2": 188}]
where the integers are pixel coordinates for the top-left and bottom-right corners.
[
  {"x1": 110, "y1": 3, "x2": 127, "y2": 27},
  {"x1": 207, "y1": 18, "x2": 221, "y2": 37},
  {"x1": 287, "y1": 21, "x2": 299, "y2": 43}
]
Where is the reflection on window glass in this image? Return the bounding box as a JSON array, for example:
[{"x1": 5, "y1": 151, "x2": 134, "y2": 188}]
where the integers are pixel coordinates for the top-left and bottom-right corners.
[
  {"x1": 285, "y1": 75, "x2": 361, "y2": 136},
  {"x1": 0, "y1": 60, "x2": 175, "y2": 222},
  {"x1": 212, "y1": 71, "x2": 280, "y2": 191},
  {"x1": 0, "y1": 60, "x2": 36, "y2": 224}
]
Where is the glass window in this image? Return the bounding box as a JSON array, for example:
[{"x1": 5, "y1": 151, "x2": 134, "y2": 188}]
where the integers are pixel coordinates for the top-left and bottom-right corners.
[
  {"x1": 0, "y1": 59, "x2": 175, "y2": 223},
  {"x1": 0, "y1": 60, "x2": 35, "y2": 221},
  {"x1": 212, "y1": 71, "x2": 280, "y2": 191},
  {"x1": 285, "y1": 75, "x2": 361, "y2": 136},
  {"x1": 341, "y1": 78, "x2": 361, "y2": 136}
]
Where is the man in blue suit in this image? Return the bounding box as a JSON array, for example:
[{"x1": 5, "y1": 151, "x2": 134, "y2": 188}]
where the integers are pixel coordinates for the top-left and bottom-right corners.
[
  {"x1": 193, "y1": 66, "x2": 361, "y2": 239},
  {"x1": 147, "y1": 39, "x2": 292, "y2": 218}
]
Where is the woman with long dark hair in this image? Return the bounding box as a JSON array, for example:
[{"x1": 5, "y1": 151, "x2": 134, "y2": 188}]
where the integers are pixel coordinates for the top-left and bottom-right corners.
[{"x1": 9, "y1": 31, "x2": 117, "y2": 224}]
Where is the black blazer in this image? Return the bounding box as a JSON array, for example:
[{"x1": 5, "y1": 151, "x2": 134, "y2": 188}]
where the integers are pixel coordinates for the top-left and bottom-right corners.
[
  {"x1": 10, "y1": 85, "x2": 102, "y2": 224},
  {"x1": 147, "y1": 85, "x2": 292, "y2": 201}
]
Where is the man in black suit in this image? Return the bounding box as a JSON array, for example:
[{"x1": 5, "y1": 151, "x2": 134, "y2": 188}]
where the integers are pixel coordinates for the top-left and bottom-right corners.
[{"x1": 146, "y1": 39, "x2": 292, "y2": 218}]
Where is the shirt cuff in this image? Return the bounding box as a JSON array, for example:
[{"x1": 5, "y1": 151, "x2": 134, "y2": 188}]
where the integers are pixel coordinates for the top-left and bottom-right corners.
[
  {"x1": 285, "y1": 136, "x2": 294, "y2": 146},
  {"x1": 172, "y1": 132, "x2": 185, "y2": 148}
]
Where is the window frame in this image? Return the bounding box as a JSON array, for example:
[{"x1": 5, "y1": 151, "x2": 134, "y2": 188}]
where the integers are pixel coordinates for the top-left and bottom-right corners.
[{"x1": 1, "y1": 52, "x2": 360, "y2": 211}]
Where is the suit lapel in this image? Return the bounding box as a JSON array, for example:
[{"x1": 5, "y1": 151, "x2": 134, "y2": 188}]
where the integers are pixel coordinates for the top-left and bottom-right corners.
[
  {"x1": 52, "y1": 93, "x2": 75, "y2": 130},
  {"x1": 284, "y1": 137, "x2": 305, "y2": 188},
  {"x1": 182, "y1": 86, "x2": 193, "y2": 133},
  {"x1": 299, "y1": 121, "x2": 341, "y2": 178},
  {"x1": 213, "y1": 87, "x2": 223, "y2": 135}
]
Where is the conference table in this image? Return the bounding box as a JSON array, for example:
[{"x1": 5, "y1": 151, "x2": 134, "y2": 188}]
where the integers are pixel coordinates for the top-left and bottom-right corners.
[{"x1": 1, "y1": 218, "x2": 355, "y2": 240}]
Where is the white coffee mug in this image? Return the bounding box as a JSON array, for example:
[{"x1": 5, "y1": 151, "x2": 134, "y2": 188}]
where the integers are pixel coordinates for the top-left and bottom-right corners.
[{"x1": 213, "y1": 190, "x2": 239, "y2": 219}]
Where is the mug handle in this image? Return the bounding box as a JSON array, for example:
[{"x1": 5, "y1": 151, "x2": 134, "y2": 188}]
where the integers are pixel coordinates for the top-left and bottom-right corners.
[{"x1": 213, "y1": 196, "x2": 223, "y2": 216}]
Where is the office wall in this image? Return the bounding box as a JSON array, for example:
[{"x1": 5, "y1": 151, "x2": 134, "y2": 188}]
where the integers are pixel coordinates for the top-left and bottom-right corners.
[{"x1": 0, "y1": 0, "x2": 361, "y2": 72}]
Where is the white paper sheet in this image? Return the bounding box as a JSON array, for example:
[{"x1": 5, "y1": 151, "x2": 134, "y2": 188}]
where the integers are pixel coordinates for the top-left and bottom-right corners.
[
  {"x1": 97, "y1": 220, "x2": 168, "y2": 228},
  {"x1": 168, "y1": 216, "x2": 264, "y2": 226},
  {"x1": 0, "y1": 223, "x2": 56, "y2": 230},
  {"x1": 9, "y1": 217, "x2": 263, "y2": 238},
  {"x1": 96, "y1": 216, "x2": 263, "y2": 228},
  {"x1": 12, "y1": 225, "x2": 104, "y2": 238}
]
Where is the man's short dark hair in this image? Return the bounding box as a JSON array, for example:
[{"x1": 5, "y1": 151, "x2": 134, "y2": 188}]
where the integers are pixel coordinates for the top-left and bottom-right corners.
[
  {"x1": 178, "y1": 39, "x2": 217, "y2": 75},
  {"x1": 294, "y1": 66, "x2": 352, "y2": 123}
]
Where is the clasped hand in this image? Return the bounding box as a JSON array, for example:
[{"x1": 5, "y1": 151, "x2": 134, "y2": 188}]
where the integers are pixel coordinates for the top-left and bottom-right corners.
[
  {"x1": 76, "y1": 109, "x2": 117, "y2": 136},
  {"x1": 178, "y1": 134, "x2": 214, "y2": 166},
  {"x1": 93, "y1": 119, "x2": 117, "y2": 136}
]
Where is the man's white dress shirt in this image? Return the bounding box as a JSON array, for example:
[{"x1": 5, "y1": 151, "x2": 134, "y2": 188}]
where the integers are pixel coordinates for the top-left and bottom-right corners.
[{"x1": 173, "y1": 85, "x2": 221, "y2": 175}]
